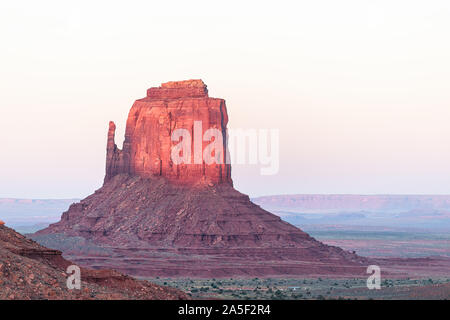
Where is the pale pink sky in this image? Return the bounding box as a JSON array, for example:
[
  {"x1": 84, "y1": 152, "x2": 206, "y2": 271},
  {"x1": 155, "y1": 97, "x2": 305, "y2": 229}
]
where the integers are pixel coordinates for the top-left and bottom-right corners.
[{"x1": 1, "y1": 1, "x2": 450, "y2": 198}]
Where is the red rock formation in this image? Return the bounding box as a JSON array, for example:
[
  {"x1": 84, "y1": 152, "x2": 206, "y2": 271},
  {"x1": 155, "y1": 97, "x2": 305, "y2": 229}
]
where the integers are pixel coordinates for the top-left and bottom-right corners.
[
  {"x1": 105, "y1": 79, "x2": 231, "y2": 184},
  {"x1": 36, "y1": 80, "x2": 369, "y2": 277}
]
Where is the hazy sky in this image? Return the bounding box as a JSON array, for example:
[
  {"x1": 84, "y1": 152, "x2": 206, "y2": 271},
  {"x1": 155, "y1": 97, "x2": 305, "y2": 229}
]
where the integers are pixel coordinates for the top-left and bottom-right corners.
[{"x1": 1, "y1": 0, "x2": 450, "y2": 198}]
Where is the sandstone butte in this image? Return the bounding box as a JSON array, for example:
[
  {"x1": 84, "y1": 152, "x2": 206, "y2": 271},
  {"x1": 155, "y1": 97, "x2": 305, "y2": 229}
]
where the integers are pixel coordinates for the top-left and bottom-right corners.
[
  {"x1": 35, "y1": 80, "x2": 369, "y2": 277},
  {"x1": 105, "y1": 79, "x2": 231, "y2": 184}
]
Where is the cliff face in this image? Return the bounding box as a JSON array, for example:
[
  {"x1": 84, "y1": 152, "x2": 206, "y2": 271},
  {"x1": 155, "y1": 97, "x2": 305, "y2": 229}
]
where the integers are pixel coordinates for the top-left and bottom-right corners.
[{"x1": 105, "y1": 79, "x2": 231, "y2": 184}]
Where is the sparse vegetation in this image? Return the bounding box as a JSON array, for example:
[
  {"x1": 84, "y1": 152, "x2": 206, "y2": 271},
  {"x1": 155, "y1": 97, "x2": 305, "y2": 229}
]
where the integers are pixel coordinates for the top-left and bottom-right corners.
[{"x1": 142, "y1": 277, "x2": 450, "y2": 300}]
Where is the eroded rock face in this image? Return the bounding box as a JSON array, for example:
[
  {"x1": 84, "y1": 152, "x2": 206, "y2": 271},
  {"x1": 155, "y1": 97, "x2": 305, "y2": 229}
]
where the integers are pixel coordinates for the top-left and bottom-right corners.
[{"x1": 105, "y1": 79, "x2": 231, "y2": 184}]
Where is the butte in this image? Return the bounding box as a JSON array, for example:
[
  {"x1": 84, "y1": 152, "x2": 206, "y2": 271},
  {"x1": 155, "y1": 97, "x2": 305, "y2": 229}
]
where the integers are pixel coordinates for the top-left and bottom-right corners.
[{"x1": 35, "y1": 80, "x2": 367, "y2": 277}]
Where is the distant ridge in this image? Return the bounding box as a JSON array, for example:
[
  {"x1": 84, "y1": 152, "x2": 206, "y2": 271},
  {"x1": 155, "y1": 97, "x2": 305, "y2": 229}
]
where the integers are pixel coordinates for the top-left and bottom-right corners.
[
  {"x1": 252, "y1": 194, "x2": 450, "y2": 212},
  {"x1": 0, "y1": 198, "x2": 79, "y2": 228}
]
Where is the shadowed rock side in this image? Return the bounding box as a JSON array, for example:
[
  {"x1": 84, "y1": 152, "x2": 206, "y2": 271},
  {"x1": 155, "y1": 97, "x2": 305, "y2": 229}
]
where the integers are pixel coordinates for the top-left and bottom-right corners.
[
  {"x1": 35, "y1": 80, "x2": 368, "y2": 277},
  {"x1": 0, "y1": 224, "x2": 188, "y2": 300}
]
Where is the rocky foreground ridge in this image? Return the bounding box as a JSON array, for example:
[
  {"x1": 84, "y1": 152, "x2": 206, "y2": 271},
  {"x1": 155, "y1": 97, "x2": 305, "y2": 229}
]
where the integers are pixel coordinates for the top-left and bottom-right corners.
[
  {"x1": 35, "y1": 80, "x2": 368, "y2": 277},
  {"x1": 0, "y1": 224, "x2": 188, "y2": 299}
]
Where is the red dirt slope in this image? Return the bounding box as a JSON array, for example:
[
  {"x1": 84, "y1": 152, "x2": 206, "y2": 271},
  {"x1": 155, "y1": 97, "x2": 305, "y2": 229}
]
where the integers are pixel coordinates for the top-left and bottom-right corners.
[{"x1": 0, "y1": 224, "x2": 188, "y2": 300}]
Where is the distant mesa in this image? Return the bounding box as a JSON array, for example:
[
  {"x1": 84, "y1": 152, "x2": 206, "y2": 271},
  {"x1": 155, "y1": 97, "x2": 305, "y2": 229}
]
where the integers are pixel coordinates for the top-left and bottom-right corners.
[{"x1": 35, "y1": 80, "x2": 368, "y2": 277}]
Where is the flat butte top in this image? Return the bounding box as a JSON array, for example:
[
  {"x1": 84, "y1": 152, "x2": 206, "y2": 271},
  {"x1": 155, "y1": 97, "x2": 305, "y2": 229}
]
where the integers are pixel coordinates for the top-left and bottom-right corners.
[{"x1": 161, "y1": 79, "x2": 206, "y2": 88}]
